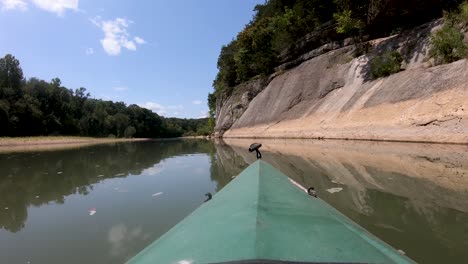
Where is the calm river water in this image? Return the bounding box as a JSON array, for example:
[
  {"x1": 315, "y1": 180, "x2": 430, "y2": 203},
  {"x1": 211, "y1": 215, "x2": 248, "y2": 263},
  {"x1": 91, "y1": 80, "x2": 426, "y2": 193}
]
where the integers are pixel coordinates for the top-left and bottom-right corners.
[{"x1": 1, "y1": 139, "x2": 467, "y2": 263}]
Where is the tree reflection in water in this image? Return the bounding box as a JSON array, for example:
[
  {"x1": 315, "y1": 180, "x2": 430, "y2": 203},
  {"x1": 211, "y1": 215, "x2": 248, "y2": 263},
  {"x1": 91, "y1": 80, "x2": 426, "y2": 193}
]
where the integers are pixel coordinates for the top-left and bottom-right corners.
[{"x1": 0, "y1": 140, "x2": 217, "y2": 233}]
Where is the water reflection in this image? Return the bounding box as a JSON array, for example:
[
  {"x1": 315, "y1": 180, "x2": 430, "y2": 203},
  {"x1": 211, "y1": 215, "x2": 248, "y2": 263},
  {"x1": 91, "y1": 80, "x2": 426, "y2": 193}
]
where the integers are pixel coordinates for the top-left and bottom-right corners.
[
  {"x1": 219, "y1": 138, "x2": 468, "y2": 264},
  {"x1": 0, "y1": 140, "x2": 217, "y2": 233},
  {"x1": 1, "y1": 139, "x2": 467, "y2": 263},
  {"x1": 108, "y1": 224, "x2": 151, "y2": 258}
]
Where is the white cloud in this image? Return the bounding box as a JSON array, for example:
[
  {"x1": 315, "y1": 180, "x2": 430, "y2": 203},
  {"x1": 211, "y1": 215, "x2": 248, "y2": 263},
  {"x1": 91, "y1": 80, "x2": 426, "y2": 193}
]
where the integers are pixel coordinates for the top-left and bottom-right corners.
[
  {"x1": 142, "y1": 162, "x2": 164, "y2": 176},
  {"x1": 113, "y1": 86, "x2": 128, "y2": 92},
  {"x1": 192, "y1": 100, "x2": 203, "y2": 105},
  {"x1": 108, "y1": 224, "x2": 150, "y2": 258},
  {"x1": 31, "y1": 0, "x2": 78, "y2": 16},
  {"x1": 139, "y1": 102, "x2": 167, "y2": 116},
  {"x1": 85, "y1": 47, "x2": 94, "y2": 55},
  {"x1": 91, "y1": 16, "x2": 145, "y2": 56},
  {"x1": 138, "y1": 103, "x2": 186, "y2": 117},
  {"x1": 1, "y1": 0, "x2": 28, "y2": 11},
  {"x1": 198, "y1": 111, "x2": 208, "y2": 118},
  {"x1": 134, "y1": 36, "x2": 146, "y2": 44},
  {"x1": 167, "y1": 105, "x2": 184, "y2": 110}
]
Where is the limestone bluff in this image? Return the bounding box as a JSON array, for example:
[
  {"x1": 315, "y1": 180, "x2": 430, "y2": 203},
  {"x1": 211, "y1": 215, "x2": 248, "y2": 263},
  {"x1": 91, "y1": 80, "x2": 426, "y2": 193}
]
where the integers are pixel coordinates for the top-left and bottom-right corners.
[{"x1": 214, "y1": 20, "x2": 468, "y2": 144}]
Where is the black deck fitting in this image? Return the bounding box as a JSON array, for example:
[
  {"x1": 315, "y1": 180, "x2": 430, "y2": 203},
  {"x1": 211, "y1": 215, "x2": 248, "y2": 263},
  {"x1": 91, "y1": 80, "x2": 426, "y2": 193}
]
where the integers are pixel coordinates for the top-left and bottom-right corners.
[{"x1": 249, "y1": 143, "x2": 262, "y2": 159}]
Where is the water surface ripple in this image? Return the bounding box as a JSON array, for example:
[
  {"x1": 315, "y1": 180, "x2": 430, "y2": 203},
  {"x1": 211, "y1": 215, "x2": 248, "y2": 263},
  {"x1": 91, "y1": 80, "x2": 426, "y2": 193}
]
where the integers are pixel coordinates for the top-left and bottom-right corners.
[{"x1": 0, "y1": 139, "x2": 467, "y2": 263}]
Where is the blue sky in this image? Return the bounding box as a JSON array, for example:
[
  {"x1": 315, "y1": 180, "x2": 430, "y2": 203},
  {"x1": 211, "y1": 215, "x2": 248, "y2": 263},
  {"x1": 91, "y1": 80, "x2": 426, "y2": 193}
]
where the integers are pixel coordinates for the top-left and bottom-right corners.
[{"x1": 0, "y1": 0, "x2": 264, "y2": 118}]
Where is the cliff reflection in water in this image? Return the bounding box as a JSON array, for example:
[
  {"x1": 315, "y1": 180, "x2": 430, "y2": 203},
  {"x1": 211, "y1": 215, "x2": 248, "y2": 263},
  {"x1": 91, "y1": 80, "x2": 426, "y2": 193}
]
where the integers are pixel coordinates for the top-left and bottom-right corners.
[{"x1": 218, "y1": 139, "x2": 468, "y2": 264}]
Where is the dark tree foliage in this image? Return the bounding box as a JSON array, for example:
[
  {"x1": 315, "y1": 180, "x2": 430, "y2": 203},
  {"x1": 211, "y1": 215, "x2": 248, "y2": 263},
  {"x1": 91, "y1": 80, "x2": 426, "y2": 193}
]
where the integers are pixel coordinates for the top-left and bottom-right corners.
[
  {"x1": 208, "y1": 0, "x2": 464, "y2": 116},
  {"x1": 161, "y1": 117, "x2": 210, "y2": 137},
  {"x1": 0, "y1": 54, "x2": 208, "y2": 138}
]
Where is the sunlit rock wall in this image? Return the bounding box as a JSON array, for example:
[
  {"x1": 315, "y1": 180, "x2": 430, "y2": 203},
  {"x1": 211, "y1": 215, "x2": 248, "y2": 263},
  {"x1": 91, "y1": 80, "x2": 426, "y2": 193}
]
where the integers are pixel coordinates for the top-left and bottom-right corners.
[{"x1": 216, "y1": 20, "x2": 468, "y2": 144}]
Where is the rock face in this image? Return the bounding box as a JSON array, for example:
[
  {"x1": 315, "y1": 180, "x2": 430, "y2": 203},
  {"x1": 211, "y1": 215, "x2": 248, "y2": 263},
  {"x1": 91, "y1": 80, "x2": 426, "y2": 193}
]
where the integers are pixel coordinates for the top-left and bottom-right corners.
[
  {"x1": 214, "y1": 76, "x2": 269, "y2": 137},
  {"x1": 216, "y1": 20, "x2": 468, "y2": 144}
]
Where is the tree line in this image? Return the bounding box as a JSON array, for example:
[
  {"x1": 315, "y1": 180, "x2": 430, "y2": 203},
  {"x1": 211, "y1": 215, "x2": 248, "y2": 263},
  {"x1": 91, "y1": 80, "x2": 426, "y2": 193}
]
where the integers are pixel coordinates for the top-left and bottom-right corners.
[
  {"x1": 0, "y1": 54, "x2": 211, "y2": 138},
  {"x1": 208, "y1": 0, "x2": 465, "y2": 116}
]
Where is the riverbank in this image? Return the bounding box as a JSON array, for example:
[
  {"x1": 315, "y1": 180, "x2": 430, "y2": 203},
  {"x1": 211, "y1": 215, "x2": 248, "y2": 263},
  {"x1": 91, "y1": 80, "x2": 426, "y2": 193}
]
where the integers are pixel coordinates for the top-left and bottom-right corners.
[{"x1": 0, "y1": 137, "x2": 151, "y2": 153}]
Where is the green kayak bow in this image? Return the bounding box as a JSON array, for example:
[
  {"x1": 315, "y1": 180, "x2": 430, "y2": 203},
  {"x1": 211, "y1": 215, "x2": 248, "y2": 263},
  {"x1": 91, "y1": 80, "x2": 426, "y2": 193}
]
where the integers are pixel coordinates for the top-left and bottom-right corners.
[{"x1": 127, "y1": 156, "x2": 414, "y2": 263}]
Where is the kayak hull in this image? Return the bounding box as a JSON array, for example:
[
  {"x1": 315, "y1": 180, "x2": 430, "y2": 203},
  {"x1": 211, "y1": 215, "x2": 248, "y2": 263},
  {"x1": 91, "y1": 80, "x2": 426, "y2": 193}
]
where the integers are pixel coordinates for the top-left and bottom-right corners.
[{"x1": 127, "y1": 160, "x2": 414, "y2": 264}]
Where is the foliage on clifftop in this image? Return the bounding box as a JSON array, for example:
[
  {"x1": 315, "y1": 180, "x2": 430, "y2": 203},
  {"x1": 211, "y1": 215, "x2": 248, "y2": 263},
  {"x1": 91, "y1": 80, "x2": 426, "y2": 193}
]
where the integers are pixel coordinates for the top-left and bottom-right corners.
[
  {"x1": 430, "y1": 2, "x2": 468, "y2": 65},
  {"x1": 0, "y1": 54, "x2": 209, "y2": 138},
  {"x1": 208, "y1": 0, "x2": 465, "y2": 118}
]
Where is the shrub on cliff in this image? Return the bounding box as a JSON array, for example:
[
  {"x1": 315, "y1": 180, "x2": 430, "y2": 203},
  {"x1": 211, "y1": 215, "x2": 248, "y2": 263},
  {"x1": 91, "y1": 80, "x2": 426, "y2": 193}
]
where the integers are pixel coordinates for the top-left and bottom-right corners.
[
  {"x1": 370, "y1": 51, "x2": 403, "y2": 79},
  {"x1": 430, "y1": 24, "x2": 467, "y2": 65},
  {"x1": 429, "y1": 2, "x2": 468, "y2": 65}
]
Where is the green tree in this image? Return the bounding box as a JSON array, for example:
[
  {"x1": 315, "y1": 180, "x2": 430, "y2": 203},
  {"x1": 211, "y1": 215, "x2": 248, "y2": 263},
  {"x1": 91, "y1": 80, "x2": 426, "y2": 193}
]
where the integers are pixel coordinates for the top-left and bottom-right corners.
[
  {"x1": 0, "y1": 99, "x2": 10, "y2": 135},
  {"x1": 110, "y1": 113, "x2": 129, "y2": 137},
  {"x1": 213, "y1": 41, "x2": 239, "y2": 94},
  {"x1": 0, "y1": 54, "x2": 24, "y2": 92},
  {"x1": 234, "y1": 18, "x2": 276, "y2": 83},
  {"x1": 334, "y1": 10, "x2": 364, "y2": 35},
  {"x1": 0, "y1": 54, "x2": 25, "y2": 135},
  {"x1": 124, "y1": 126, "x2": 136, "y2": 138}
]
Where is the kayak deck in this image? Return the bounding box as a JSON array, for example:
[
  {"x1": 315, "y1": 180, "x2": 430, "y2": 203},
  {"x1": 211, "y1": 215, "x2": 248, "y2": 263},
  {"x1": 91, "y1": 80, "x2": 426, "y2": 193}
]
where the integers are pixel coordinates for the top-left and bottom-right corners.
[{"x1": 127, "y1": 160, "x2": 414, "y2": 264}]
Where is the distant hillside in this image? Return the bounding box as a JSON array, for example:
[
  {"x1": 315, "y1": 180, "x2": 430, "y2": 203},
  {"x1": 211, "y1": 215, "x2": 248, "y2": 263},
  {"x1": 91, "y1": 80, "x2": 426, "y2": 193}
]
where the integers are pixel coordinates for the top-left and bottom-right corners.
[{"x1": 0, "y1": 54, "x2": 210, "y2": 138}]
